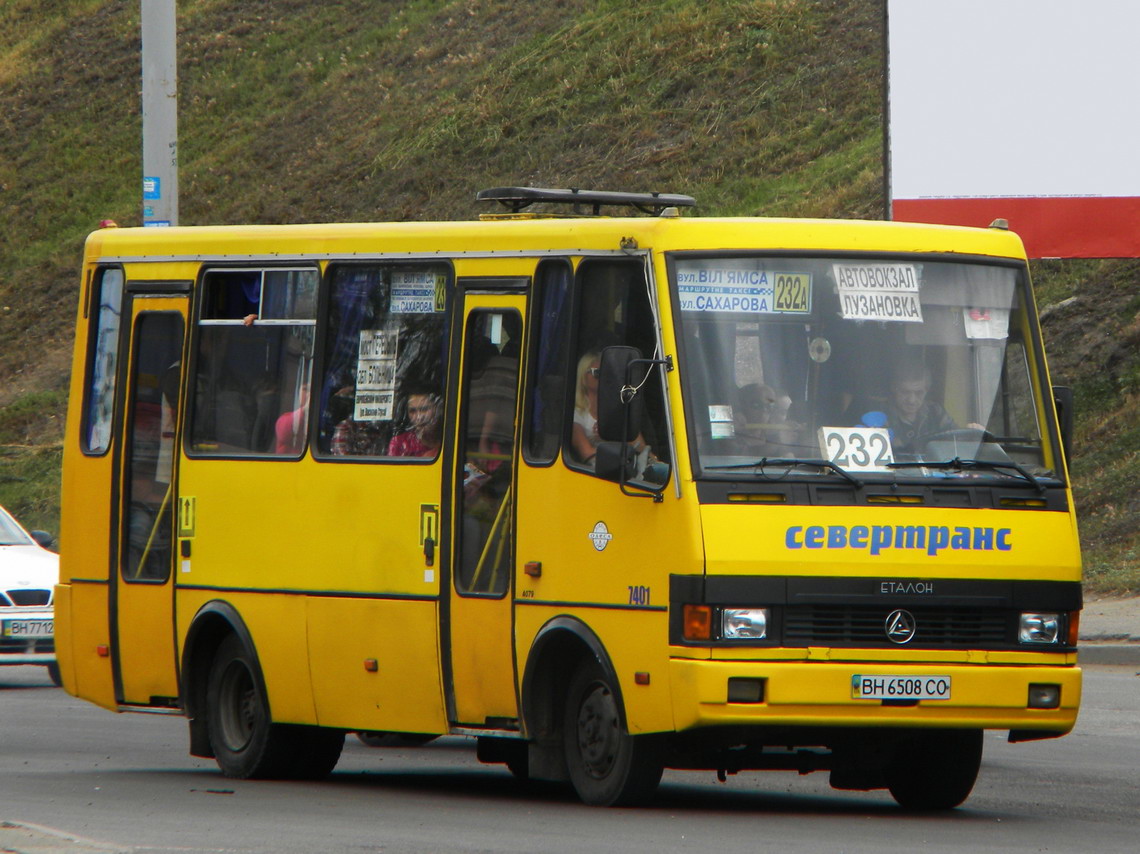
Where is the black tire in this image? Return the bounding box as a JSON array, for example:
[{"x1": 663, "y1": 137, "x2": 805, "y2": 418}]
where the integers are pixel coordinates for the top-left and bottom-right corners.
[
  {"x1": 46, "y1": 662, "x2": 62, "y2": 688},
  {"x1": 886, "y1": 729, "x2": 983, "y2": 810},
  {"x1": 206, "y1": 634, "x2": 343, "y2": 780},
  {"x1": 562, "y1": 660, "x2": 663, "y2": 806}
]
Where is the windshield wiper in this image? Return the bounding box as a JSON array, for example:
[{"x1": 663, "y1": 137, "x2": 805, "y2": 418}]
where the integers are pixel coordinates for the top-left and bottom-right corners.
[
  {"x1": 887, "y1": 457, "x2": 1047, "y2": 493},
  {"x1": 705, "y1": 457, "x2": 863, "y2": 488}
]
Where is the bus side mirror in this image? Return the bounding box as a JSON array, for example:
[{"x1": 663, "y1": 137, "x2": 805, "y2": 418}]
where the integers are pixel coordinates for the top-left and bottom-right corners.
[
  {"x1": 594, "y1": 442, "x2": 636, "y2": 483},
  {"x1": 1053, "y1": 385, "x2": 1074, "y2": 465},
  {"x1": 596, "y1": 346, "x2": 645, "y2": 442}
]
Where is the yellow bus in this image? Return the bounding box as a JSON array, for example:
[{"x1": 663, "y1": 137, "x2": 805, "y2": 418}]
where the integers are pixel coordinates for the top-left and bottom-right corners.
[{"x1": 56, "y1": 188, "x2": 1082, "y2": 809}]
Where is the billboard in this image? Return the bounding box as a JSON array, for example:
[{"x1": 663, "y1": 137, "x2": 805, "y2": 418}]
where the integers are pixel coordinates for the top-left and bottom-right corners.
[{"x1": 887, "y1": 1, "x2": 1140, "y2": 258}]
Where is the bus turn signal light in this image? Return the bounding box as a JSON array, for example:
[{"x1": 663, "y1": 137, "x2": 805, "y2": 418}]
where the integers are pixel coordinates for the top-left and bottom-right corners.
[
  {"x1": 683, "y1": 605, "x2": 712, "y2": 641},
  {"x1": 1067, "y1": 611, "x2": 1080, "y2": 646}
]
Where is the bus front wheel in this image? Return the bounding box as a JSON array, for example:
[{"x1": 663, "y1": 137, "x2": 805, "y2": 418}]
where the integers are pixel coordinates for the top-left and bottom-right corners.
[
  {"x1": 562, "y1": 661, "x2": 663, "y2": 806},
  {"x1": 885, "y1": 729, "x2": 983, "y2": 810},
  {"x1": 206, "y1": 634, "x2": 342, "y2": 780}
]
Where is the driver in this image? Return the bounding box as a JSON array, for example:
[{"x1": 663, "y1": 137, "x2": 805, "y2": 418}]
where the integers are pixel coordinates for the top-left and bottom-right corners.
[{"x1": 883, "y1": 364, "x2": 957, "y2": 453}]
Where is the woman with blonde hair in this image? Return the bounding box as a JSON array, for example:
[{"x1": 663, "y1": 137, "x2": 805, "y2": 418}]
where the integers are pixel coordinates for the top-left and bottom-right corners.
[
  {"x1": 571, "y1": 351, "x2": 602, "y2": 464},
  {"x1": 570, "y1": 350, "x2": 653, "y2": 469}
]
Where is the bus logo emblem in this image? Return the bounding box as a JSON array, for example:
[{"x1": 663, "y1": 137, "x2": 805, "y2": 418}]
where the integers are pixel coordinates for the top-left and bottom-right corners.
[
  {"x1": 588, "y1": 521, "x2": 613, "y2": 552},
  {"x1": 885, "y1": 609, "x2": 916, "y2": 644}
]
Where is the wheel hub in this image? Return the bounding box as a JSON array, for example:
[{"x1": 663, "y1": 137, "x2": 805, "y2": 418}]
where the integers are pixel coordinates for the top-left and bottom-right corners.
[
  {"x1": 576, "y1": 683, "x2": 619, "y2": 779},
  {"x1": 219, "y1": 660, "x2": 255, "y2": 751}
]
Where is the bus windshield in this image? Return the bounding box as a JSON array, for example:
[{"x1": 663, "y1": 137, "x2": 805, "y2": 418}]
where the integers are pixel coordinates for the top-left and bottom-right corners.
[{"x1": 673, "y1": 254, "x2": 1059, "y2": 485}]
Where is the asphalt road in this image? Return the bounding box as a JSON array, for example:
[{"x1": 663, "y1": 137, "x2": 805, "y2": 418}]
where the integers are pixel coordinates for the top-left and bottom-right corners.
[{"x1": 1, "y1": 664, "x2": 1137, "y2": 854}]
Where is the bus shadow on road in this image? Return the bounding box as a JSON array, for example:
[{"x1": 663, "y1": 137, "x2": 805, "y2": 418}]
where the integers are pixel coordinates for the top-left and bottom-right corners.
[
  {"x1": 92, "y1": 758, "x2": 1030, "y2": 825},
  {"x1": 318, "y1": 760, "x2": 1020, "y2": 822}
]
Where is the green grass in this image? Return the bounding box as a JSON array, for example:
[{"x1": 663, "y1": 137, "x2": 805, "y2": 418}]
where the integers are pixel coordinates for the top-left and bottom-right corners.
[
  {"x1": 0, "y1": 0, "x2": 1136, "y2": 593},
  {"x1": 0, "y1": 389, "x2": 67, "y2": 445},
  {"x1": 0, "y1": 444, "x2": 62, "y2": 537}
]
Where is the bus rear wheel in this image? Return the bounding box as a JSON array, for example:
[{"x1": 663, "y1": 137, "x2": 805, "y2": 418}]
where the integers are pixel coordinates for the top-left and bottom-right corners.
[
  {"x1": 885, "y1": 729, "x2": 983, "y2": 810},
  {"x1": 562, "y1": 661, "x2": 663, "y2": 806},
  {"x1": 206, "y1": 634, "x2": 343, "y2": 780}
]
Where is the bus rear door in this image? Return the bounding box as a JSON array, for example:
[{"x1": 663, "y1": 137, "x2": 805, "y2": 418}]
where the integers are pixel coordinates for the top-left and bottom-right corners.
[
  {"x1": 446, "y1": 290, "x2": 525, "y2": 727},
  {"x1": 112, "y1": 291, "x2": 187, "y2": 706}
]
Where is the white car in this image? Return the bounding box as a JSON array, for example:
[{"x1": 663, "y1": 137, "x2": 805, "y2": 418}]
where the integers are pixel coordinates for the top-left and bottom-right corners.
[{"x1": 0, "y1": 504, "x2": 59, "y2": 685}]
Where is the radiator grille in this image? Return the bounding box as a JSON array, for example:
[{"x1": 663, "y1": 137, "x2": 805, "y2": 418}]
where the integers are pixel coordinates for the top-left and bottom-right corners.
[
  {"x1": 3, "y1": 589, "x2": 52, "y2": 607},
  {"x1": 783, "y1": 605, "x2": 1010, "y2": 647}
]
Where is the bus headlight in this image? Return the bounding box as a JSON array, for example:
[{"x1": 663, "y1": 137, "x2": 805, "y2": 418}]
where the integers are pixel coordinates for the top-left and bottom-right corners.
[
  {"x1": 723, "y1": 608, "x2": 769, "y2": 640},
  {"x1": 1018, "y1": 612, "x2": 1061, "y2": 644}
]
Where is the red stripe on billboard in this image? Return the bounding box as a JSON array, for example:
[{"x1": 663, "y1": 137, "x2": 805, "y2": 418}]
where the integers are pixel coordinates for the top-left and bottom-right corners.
[{"x1": 892, "y1": 196, "x2": 1140, "y2": 259}]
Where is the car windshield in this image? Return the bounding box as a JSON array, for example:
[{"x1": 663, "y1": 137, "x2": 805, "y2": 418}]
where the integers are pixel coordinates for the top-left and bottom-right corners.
[
  {"x1": 0, "y1": 507, "x2": 34, "y2": 546},
  {"x1": 674, "y1": 255, "x2": 1060, "y2": 485}
]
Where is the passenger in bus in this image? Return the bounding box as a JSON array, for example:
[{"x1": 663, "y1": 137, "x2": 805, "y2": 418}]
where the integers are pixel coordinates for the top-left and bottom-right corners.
[
  {"x1": 274, "y1": 386, "x2": 309, "y2": 455},
  {"x1": 571, "y1": 351, "x2": 654, "y2": 470},
  {"x1": 387, "y1": 388, "x2": 442, "y2": 457},
  {"x1": 735, "y1": 382, "x2": 794, "y2": 450},
  {"x1": 464, "y1": 338, "x2": 515, "y2": 474},
  {"x1": 327, "y1": 384, "x2": 380, "y2": 456}
]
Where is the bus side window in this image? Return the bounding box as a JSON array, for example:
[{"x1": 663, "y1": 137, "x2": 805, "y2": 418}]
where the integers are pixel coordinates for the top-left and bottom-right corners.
[
  {"x1": 563, "y1": 259, "x2": 669, "y2": 483},
  {"x1": 315, "y1": 263, "x2": 450, "y2": 459},
  {"x1": 523, "y1": 259, "x2": 573, "y2": 464},
  {"x1": 82, "y1": 266, "x2": 125, "y2": 455},
  {"x1": 188, "y1": 268, "x2": 317, "y2": 457}
]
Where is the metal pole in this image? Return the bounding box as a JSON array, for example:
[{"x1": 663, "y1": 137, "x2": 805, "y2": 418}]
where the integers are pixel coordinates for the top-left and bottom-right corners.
[{"x1": 141, "y1": 0, "x2": 178, "y2": 226}]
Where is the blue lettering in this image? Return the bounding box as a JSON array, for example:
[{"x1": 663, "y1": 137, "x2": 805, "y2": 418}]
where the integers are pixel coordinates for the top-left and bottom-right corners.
[
  {"x1": 870, "y1": 525, "x2": 892, "y2": 555},
  {"x1": 896, "y1": 526, "x2": 925, "y2": 550},
  {"x1": 951, "y1": 526, "x2": 971, "y2": 550},
  {"x1": 784, "y1": 524, "x2": 1014, "y2": 555},
  {"x1": 927, "y1": 526, "x2": 950, "y2": 556},
  {"x1": 997, "y1": 528, "x2": 1012, "y2": 551},
  {"x1": 973, "y1": 527, "x2": 994, "y2": 550}
]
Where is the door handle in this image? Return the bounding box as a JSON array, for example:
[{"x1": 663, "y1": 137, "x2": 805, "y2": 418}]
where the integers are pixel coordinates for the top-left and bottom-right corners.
[{"x1": 423, "y1": 536, "x2": 435, "y2": 567}]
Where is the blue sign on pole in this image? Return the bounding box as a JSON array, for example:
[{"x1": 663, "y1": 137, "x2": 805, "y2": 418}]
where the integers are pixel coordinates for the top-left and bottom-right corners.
[{"x1": 143, "y1": 176, "x2": 161, "y2": 200}]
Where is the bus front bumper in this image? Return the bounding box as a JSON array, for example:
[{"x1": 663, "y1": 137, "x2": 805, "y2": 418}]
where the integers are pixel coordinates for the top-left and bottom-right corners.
[{"x1": 667, "y1": 657, "x2": 1081, "y2": 735}]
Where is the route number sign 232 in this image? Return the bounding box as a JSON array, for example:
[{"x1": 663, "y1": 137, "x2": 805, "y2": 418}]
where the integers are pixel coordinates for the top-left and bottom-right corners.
[{"x1": 818, "y1": 426, "x2": 894, "y2": 472}]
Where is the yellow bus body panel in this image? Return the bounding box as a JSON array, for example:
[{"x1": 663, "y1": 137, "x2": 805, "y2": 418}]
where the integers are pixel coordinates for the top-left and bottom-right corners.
[
  {"x1": 515, "y1": 460, "x2": 705, "y2": 735},
  {"x1": 175, "y1": 451, "x2": 446, "y2": 728},
  {"x1": 53, "y1": 582, "x2": 117, "y2": 711},
  {"x1": 81, "y1": 216, "x2": 1029, "y2": 263},
  {"x1": 176, "y1": 588, "x2": 315, "y2": 723},
  {"x1": 305, "y1": 598, "x2": 447, "y2": 733}
]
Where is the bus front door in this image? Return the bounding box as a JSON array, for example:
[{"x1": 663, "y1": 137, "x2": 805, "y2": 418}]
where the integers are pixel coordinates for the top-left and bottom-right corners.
[
  {"x1": 112, "y1": 294, "x2": 187, "y2": 707},
  {"x1": 446, "y1": 294, "x2": 524, "y2": 727}
]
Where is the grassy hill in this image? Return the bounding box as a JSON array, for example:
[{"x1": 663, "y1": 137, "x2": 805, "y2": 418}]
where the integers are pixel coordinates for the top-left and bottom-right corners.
[{"x1": 1, "y1": 0, "x2": 1135, "y2": 593}]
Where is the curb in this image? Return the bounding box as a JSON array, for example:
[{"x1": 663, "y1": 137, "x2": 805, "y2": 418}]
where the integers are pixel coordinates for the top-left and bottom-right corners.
[{"x1": 1079, "y1": 643, "x2": 1140, "y2": 667}]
